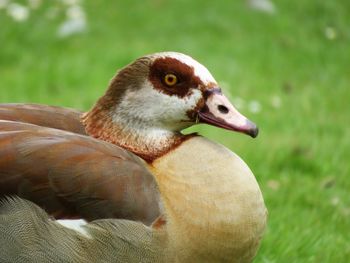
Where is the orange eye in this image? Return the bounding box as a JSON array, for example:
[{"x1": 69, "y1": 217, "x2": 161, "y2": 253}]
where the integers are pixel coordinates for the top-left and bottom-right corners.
[{"x1": 164, "y1": 74, "x2": 178, "y2": 86}]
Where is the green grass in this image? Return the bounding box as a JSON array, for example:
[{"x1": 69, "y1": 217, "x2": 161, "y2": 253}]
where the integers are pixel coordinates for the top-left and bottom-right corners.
[{"x1": 1, "y1": 0, "x2": 349, "y2": 262}]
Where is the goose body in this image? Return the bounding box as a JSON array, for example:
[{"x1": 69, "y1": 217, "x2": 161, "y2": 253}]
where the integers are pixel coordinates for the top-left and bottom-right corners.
[
  {"x1": 149, "y1": 136, "x2": 266, "y2": 262},
  {"x1": 0, "y1": 52, "x2": 267, "y2": 262}
]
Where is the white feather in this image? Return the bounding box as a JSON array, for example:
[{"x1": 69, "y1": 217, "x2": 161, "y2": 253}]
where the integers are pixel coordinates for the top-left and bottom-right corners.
[{"x1": 57, "y1": 219, "x2": 91, "y2": 238}]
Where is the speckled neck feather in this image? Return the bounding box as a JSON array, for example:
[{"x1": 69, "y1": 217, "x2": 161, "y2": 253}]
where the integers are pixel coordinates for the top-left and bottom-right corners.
[{"x1": 82, "y1": 106, "x2": 190, "y2": 162}]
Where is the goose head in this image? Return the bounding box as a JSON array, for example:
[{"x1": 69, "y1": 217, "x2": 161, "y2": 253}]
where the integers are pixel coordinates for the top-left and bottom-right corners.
[{"x1": 83, "y1": 52, "x2": 258, "y2": 161}]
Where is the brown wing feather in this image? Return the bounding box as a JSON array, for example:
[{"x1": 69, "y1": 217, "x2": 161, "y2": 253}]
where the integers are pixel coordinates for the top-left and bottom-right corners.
[
  {"x1": 0, "y1": 120, "x2": 160, "y2": 225},
  {"x1": 0, "y1": 103, "x2": 86, "y2": 134}
]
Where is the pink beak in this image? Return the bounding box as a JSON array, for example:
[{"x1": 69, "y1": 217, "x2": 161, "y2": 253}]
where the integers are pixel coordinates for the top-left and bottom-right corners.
[{"x1": 198, "y1": 89, "x2": 259, "y2": 138}]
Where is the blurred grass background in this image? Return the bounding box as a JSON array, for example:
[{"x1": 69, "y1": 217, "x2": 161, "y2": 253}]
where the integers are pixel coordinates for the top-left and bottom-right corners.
[{"x1": 1, "y1": 0, "x2": 349, "y2": 262}]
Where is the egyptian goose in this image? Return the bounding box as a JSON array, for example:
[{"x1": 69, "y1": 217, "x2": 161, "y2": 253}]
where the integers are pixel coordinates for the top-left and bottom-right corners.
[{"x1": 0, "y1": 52, "x2": 267, "y2": 262}]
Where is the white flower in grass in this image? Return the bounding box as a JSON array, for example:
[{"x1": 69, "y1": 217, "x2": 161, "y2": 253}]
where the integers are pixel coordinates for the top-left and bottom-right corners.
[
  {"x1": 66, "y1": 5, "x2": 85, "y2": 19},
  {"x1": 331, "y1": 196, "x2": 340, "y2": 206},
  {"x1": 57, "y1": 3, "x2": 87, "y2": 38},
  {"x1": 57, "y1": 17, "x2": 86, "y2": 38},
  {"x1": 28, "y1": 0, "x2": 42, "y2": 9},
  {"x1": 324, "y1": 26, "x2": 337, "y2": 40},
  {"x1": 247, "y1": 0, "x2": 276, "y2": 14},
  {"x1": 62, "y1": 0, "x2": 81, "y2": 6},
  {"x1": 248, "y1": 100, "x2": 261, "y2": 114},
  {"x1": 7, "y1": 3, "x2": 29, "y2": 22},
  {"x1": 0, "y1": 0, "x2": 9, "y2": 10},
  {"x1": 271, "y1": 95, "x2": 281, "y2": 108}
]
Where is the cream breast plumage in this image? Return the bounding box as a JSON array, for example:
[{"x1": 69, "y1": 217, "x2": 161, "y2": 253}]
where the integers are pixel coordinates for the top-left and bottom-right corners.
[{"x1": 0, "y1": 52, "x2": 267, "y2": 262}]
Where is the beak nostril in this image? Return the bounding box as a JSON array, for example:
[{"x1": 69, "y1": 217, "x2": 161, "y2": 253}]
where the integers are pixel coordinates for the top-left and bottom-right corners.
[{"x1": 218, "y1": 105, "x2": 229, "y2": 114}]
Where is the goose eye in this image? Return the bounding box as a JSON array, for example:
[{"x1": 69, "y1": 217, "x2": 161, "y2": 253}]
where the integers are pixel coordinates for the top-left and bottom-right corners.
[{"x1": 164, "y1": 74, "x2": 178, "y2": 86}]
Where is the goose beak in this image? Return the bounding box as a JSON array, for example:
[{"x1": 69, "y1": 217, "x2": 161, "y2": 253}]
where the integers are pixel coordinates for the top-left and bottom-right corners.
[{"x1": 197, "y1": 88, "x2": 259, "y2": 138}]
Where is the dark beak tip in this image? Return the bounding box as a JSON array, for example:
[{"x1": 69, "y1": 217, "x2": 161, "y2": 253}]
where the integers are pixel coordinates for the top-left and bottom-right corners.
[{"x1": 249, "y1": 127, "x2": 259, "y2": 138}]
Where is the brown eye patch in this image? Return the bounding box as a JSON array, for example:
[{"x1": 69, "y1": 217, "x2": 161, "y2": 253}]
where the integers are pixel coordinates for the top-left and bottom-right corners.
[{"x1": 149, "y1": 57, "x2": 203, "y2": 98}]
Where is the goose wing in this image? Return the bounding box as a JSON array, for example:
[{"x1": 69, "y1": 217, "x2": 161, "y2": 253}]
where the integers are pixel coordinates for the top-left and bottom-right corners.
[
  {"x1": 0, "y1": 120, "x2": 160, "y2": 224},
  {"x1": 0, "y1": 103, "x2": 86, "y2": 134},
  {"x1": 0, "y1": 197, "x2": 165, "y2": 262}
]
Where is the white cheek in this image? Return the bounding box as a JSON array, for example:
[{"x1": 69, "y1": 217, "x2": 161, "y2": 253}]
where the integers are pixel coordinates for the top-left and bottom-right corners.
[{"x1": 114, "y1": 81, "x2": 202, "y2": 129}]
